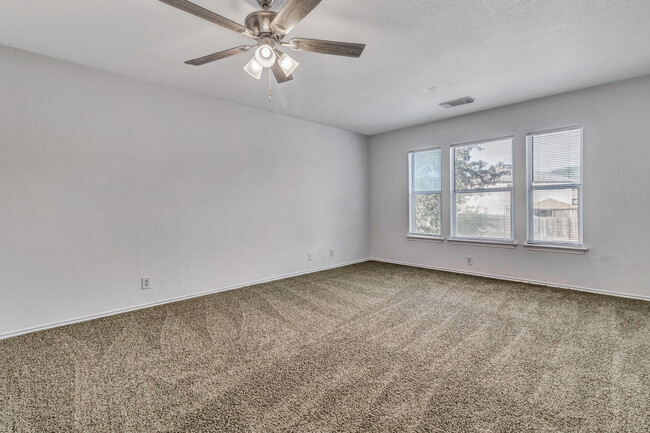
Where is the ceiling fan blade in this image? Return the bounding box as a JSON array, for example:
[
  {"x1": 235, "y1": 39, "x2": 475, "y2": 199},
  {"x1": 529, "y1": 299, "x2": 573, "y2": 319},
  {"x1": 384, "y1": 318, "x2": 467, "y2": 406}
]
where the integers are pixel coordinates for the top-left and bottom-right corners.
[
  {"x1": 158, "y1": 0, "x2": 253, "y2": 37},
  {"x1": 288, "y1": 38, "x2": 366, "y2": 58},
  {"x1": 271, "y1": 62, "x2": 293, "y2": 84},
  {"x1": 271, "y1": 0, "x2": 322, "y2": 35},
  {"x1": 185, "y1": 46, "x2": 253, "y2": 66}
]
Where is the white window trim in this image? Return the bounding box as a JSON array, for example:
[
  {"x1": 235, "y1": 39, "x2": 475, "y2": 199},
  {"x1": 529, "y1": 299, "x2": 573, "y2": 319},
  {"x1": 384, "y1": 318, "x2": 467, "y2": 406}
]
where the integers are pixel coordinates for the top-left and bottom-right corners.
[
  {"x1": 406, "y1": 234, "x2": 445, "y2": 243},
  {"x1": 448, "y1": 238, "x2": 517, "y2": 249},
  {"x1": 526, "y1": 126, "x2": 584, "y2": 247},
  {"x1": 522, "y1": 243, "x2": 587, "y2": 254},
  {"x1": 408, "y1": 147, "x2": 442, "y2": 238},
  {"x1": 450, "y1": 136, "x2": 515, "y2": 243}
]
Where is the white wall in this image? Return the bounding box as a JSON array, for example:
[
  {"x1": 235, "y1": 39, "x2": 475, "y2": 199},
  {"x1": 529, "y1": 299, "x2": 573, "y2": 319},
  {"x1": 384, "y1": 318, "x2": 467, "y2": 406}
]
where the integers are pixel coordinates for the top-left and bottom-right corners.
[
  {"x1": 369, "y1": 75, "x2": 650, "y2": 300},
  {"x1": 0, "y1": 45, "x2": 369, "y2": 337}
]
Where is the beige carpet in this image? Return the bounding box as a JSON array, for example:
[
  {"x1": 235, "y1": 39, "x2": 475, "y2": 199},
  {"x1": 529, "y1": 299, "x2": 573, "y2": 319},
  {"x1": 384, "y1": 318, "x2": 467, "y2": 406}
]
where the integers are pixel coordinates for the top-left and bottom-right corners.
[{"x1": 1, "y1": 261, "x2": 648, "y2": 432}]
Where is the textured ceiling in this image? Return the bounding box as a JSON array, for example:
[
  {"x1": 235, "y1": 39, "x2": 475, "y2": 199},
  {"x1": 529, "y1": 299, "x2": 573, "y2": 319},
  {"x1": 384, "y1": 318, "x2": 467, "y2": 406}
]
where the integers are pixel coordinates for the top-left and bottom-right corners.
[{"x1": 1, "y1": 0, "x2": 650, "y2": 135}]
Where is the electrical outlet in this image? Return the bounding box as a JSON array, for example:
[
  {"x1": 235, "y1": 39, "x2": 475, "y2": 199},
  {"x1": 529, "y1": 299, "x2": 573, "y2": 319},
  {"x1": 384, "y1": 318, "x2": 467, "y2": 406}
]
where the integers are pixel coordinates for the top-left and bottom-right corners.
[
  {"x1": 141, "y1": 277, "x2": 151, "y2": 290},
  {"x1": 308, "y1": 252, "x2": 313, "y2": 261},
  {"x1": 466, "y1": 257, "x2": 473, "y2": 265},
  {"x1": 330, "y1": 249, "x2": 334, "y2": 257}
]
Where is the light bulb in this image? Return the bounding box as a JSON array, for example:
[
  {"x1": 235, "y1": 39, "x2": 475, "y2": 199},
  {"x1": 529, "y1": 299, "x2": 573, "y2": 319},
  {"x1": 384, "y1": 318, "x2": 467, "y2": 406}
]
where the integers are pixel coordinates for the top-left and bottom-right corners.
[
  {"x1": 277, "y1": 53, "x2": 299, "y2": 77},
  {"x1": 243, "y1": 57, "x2": 263, "y2": 79},
  {"x1": 254, "y1": 44, "x2": 276, "y2": 69}
]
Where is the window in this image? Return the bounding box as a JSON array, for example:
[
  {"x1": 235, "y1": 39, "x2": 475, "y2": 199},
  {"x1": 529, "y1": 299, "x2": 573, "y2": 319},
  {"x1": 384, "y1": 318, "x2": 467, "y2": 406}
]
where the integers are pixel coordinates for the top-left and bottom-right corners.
[
  {"x1": 527, "y1": 127, "x2": 582, "y2": 245},
  {"x1": 451, "y1": 137, "x2": 514, "y2": 241},
  {"x1": 408, "y1": 148, "x2": 442, "y2": 236}
]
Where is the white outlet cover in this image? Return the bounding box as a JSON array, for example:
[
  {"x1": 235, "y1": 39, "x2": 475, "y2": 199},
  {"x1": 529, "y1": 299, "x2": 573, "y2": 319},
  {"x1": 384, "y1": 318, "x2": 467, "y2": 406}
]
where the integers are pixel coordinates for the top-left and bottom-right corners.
[{"x1": 141, "y1": 277, "x2": 151, "y2": 290}]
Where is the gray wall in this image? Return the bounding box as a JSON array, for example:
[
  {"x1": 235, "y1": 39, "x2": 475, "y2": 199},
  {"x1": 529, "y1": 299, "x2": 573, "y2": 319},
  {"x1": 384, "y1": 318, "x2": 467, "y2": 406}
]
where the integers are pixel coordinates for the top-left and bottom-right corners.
[
  {"x1": 0, "y1": 45, "x2": 369, "y2": 337},
  {"x1": 369, "y1": 75, "x2": 650, "y2": 300},
  {"x1": 2, "y1": 43, "x2": 648, "y2": 338}
]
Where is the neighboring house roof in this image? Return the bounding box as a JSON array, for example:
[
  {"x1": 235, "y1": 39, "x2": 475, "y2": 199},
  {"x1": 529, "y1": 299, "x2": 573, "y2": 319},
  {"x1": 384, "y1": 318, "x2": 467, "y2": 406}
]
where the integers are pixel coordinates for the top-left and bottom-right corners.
[{"x1": 535, "y1": 198, "x2": 577, "y2": 210}]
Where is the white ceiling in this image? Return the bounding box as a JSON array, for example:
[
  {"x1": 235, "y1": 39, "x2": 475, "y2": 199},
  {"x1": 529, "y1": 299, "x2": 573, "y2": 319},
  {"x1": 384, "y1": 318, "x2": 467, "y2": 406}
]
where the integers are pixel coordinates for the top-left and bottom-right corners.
[{"x1": 1, "y1": 0, "x2": 650, "y2": 135}]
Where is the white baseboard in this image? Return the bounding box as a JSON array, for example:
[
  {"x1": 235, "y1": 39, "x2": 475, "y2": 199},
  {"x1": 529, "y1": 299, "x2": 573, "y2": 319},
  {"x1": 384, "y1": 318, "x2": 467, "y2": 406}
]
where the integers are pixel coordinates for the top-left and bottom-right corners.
[
  {"x1": 0, "y1": 258, "x2": 370, "y2": 341},
  {"x1": 369, "y1": 257, "x2": 650, "y2": 302}
]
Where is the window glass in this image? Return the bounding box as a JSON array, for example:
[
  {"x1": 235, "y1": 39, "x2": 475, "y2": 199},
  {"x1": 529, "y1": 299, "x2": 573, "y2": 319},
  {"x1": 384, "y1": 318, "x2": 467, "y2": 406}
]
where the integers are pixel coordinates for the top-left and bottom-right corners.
[
  {"x1": 452, "y1": 138, "x2": 514, "y2": 241},
  {"x1": 409, "y1": 149, "x2": 442, "y2": 236}
]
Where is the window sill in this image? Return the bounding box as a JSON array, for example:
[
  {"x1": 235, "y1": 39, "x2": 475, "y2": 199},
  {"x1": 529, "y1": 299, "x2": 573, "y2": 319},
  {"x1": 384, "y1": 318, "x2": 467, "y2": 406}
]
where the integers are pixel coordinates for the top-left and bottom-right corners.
[
  {"x1": 406, "y1": 234, "x2": 444, "y2": 243},
  {"x1": 447, "y1": 238, "x2": 517, "y2": 249},
  {"x1": 523, "y1": 243, "x2": 588, "y2": 254}
]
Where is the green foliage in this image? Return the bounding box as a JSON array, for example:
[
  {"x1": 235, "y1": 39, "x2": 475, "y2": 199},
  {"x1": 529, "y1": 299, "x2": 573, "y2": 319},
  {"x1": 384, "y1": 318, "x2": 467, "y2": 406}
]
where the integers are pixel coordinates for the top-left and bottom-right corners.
[
  {"x1": 413, "y1": 145, "x2": 512, "y2": 236},
  {"x1": 415, "y1": 194, "x2": 440, "y2": 234},
  {"x1": 454, "y1": 145, "x2": 511, "y2": 191}
]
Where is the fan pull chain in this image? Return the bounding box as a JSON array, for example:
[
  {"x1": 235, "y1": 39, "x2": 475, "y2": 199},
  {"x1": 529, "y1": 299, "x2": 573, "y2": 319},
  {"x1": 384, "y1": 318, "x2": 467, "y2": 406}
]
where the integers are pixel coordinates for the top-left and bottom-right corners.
[{"x1": 268, "y1": 69, "x2": 273, "y2": 103}]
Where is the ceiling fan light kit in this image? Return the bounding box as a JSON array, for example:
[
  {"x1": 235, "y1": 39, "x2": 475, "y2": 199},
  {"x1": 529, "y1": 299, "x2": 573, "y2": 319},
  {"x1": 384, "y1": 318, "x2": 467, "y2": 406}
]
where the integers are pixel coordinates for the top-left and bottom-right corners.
[
  {"x1": 243, "y1": 56, "x2": 264, "y2": 79},
  {"x1": 278, "y1": 52, "x2": 300, "y2": 77},
  {"x1": 254, "y1": 42, "x2": 276, "y2": 69},
  {"x1": 159, "y1": 0, "x2": 366, "y2": 89}
]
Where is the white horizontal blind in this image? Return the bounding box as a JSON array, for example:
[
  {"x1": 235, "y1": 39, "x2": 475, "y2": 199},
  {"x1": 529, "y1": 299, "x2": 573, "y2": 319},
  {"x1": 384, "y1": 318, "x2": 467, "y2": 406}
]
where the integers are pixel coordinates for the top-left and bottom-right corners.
[
  {"x1": 528, "y1": 127, "x2": 583, "y2": 245},
  {"x1": 409, "y1": 148, "x2": 441, "y2": 236},
  {"x1": 452, "y1": 137, "x2": 514, "y2": 240}
]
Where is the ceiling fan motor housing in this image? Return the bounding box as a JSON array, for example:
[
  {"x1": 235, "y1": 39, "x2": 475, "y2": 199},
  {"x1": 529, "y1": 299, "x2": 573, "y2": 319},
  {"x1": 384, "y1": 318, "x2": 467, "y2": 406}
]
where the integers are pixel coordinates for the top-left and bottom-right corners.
[{"x1": 245, "y1": 10, "x2": 278, "y2": 37}]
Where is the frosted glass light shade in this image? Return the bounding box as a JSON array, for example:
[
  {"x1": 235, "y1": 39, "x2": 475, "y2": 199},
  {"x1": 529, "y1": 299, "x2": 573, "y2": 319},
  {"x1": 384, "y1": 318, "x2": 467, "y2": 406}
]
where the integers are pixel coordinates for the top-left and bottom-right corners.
[
  {"x1": 278, "y1": 53, "x2": 299, "y2": 77},
  {"x1": 254, "y1": 44, "x2": 276, "y2": 68},
  {"x1": 244, "y1": 57, "x2": 263, "y2": 79}
]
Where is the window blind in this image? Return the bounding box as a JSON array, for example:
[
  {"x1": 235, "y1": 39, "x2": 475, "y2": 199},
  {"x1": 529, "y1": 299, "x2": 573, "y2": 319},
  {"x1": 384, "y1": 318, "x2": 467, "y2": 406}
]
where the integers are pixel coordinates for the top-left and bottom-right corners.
[{"x1": 528, "y1": 127, "x2": 583, "y2": 245}]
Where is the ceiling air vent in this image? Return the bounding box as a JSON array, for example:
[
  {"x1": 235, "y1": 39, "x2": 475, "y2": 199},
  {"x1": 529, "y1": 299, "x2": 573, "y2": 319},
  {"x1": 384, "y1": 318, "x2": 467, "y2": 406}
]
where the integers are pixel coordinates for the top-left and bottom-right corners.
[{"x1": 439, "y1": 96, "x2": 475, "y2": 108}]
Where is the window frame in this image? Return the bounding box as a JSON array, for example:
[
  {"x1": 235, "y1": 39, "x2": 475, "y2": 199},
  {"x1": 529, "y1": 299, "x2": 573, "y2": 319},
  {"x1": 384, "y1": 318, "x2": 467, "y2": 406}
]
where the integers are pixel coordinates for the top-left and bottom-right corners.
[
  {"x1": 450, "y1": 136, "x2": 515, "y2": 242},
  {"x1": 526, "y1": 126, "x2": 584, "y2": 247},
  {"x1": 408, "y1": 147, "x2": 443, "y2": 238}
]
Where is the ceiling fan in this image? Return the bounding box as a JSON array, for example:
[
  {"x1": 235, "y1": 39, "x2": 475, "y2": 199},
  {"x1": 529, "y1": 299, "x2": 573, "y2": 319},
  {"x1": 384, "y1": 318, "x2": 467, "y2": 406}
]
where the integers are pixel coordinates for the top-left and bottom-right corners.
[{"x1": 158, "y1": 0, "x2": 366, "y2": 83}]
